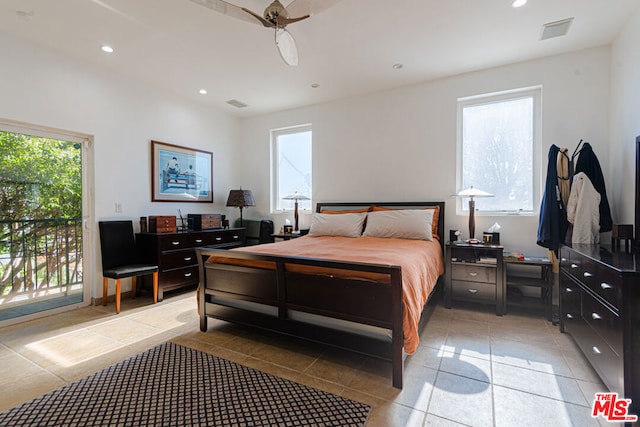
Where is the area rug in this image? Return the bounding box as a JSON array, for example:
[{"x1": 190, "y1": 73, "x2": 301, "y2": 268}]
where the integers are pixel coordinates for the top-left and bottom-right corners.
[{"x1": 0, "y1": 342, "x2": 371, "y2": 426}]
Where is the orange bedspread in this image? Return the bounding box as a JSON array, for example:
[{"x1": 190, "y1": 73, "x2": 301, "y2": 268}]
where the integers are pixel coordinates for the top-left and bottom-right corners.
[{"x1": 227, "y1": 235, "x2": 444, "y2": 354}]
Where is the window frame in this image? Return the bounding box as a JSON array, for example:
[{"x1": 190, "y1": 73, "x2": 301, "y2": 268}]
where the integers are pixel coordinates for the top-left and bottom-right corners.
[
  {"x1": 270, "y1": 124, "x2": 312, "y2": 213},
  {"x1": 456, "y1": 86, "x2": 542, "y2": 216}
]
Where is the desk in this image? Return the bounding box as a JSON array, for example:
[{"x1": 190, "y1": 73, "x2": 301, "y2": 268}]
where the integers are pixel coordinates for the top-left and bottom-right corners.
[{"x1": 504, "y1": 256, "x2": 552, "y2": 321}]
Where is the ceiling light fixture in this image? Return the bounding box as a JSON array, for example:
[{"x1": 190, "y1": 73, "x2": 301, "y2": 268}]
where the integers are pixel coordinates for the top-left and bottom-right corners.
[
  {"x1": 100, "y1": 44, "x2": 114, "y2": 53},
  {"x1": 392, "y1": 63, "x2": 403, "y2": 69},
  {"x1": 311, "y1": 83, "x2": 320, "y2": 88},
  {"x1": 512, "y1": 0, "x2": 527, "y2": 7},
  {"x1": 199, "y1": 89, "x2": 207, "y2": 95}
]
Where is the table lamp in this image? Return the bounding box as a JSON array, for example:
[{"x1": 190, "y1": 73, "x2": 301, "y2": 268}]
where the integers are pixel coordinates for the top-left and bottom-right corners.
[
  {"x1": 283, "y1": 192, "x2": 310, "y2": 232},
  {"x1": 226, "y1": 188, "x2": 255, "y2": 227},
  {"x1": 453, "y1": 186, "x2": 493, "y2": 242}
]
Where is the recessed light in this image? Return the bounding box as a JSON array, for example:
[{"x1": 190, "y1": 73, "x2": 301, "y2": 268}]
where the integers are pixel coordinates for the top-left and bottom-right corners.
[
  {"x1": 100, "y1": 45, "x2": 114, "y2": 53},
  {"x1": 311, "y1": 83, "x2": 320, "y2": 88},
  {"x1": 392, "y1": 63, "x2": 403, "y2": 70},
  {"x1": 512, "y1": 0, "x2": 527, "y2": 7},
  {"x1": 199, "y1": 89, "x2": 207, "y2": 95}
]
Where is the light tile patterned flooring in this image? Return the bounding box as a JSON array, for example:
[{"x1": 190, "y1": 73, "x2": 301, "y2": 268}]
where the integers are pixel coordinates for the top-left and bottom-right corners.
[{"x1": 0, "y1": 291, "x2": 616, "y2": 426}]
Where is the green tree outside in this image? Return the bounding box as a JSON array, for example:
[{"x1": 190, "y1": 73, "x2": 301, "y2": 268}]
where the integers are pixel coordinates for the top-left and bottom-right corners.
[{"x1": 0, "y1": 131, "x2": 83, "y2": 298}]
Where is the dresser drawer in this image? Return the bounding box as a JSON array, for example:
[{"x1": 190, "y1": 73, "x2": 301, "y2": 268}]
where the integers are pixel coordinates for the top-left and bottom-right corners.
[
  {"x1": 452, "y1": 264, "x2": 496, "y2": 283},
  {"x1": 582, "y1": 295, "x2": 622, "y2": 355},
  {"x1": 578, "y1": 322, "x2": 623, "y2": 395},
  {"x1": 451, "y1": 280, "x2": 495, "y2": 303},
  {"x1": 189, "y1": 230, "x2": 245, "y2": 247},
  {"x1": 161, "y1": 250, "x2": 198, "y2": 271},
  {"x1": 159, "y1": 266, "x2": 199, "y2": 287},
  {"x1": 593, "y1": 266, "x2": 621, "y2": 311},
  {"x1": 158, "y1": 234, "x2": 191, "y2": 251},
  {"x1": 564, "y1": 250, "x2": 591, "y2": 283}
]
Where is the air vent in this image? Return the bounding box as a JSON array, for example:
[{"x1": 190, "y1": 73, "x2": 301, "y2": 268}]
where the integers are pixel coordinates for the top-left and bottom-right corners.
[
  {"x1": 226, "y1": 99, "x2": 248, "y2": 108},
  {"x1": 541, "y1": 17, "x2": 573, "y2": 40}
]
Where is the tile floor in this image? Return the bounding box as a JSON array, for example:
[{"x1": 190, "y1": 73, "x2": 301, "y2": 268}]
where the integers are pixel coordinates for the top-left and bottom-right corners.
[{"x1": 0, "y1": 291, "x2": 617, "y2": 426}]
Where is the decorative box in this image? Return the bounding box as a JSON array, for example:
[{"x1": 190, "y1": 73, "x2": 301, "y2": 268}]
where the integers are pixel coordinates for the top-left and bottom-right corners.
[
  {"x1": 148, "y1": 216, "x2": 177, "y2": 233},
  {"x1": 188, "y1": 213, "x2": 223, "y2": 231}
]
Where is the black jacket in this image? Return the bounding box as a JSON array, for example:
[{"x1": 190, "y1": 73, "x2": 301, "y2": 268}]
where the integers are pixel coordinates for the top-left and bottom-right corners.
[
  {"x1": 574, "y1": 142, "x2": 613, "y2": 233},
  {"x1": 537, "y1": 145, "x2": 569, "y2": 254}
]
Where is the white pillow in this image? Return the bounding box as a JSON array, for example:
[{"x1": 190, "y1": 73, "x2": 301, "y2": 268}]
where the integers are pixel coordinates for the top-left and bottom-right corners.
[
  {"x1": 308, "y1": 212, "x2": 367, "y2": 238},
  {"x1": 363, "y1": 209, "x2": 434, "y2": 241}
]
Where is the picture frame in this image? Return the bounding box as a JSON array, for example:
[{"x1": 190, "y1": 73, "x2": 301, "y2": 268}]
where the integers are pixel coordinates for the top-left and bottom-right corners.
[{"x1": 151, "y1": 140, "x2": 213, "y2": 203}]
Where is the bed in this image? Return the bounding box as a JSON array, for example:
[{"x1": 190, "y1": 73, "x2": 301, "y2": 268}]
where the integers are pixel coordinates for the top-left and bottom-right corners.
[{"x1": 196, "y1": 201, "x2": 445, "y2": 389}]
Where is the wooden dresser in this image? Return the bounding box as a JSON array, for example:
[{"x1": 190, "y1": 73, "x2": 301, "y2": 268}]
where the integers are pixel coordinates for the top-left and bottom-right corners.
[
  {"x1": 137, "y1": 228, "x2": 245, "y2": 301},
  {"x1": 560, "y1": 244, "x2": 639, "y2": 419}
]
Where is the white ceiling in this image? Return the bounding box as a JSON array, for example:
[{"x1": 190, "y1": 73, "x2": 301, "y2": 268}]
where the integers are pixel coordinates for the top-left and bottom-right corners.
[{"x1": 1, "y1": 0, "x2": 638, "y2": 118}]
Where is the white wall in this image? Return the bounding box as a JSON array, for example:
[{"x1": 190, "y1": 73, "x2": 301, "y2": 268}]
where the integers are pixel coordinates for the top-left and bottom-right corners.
[
  {"x1": 239, "y1": 47, "x2": 612, "y2": 256},
  {"x1": 0, "y1": 34, "x2": 241, "y2": 300},
  {"x1": 609, "y1": 7, "x2": 640, "y2": 226}
]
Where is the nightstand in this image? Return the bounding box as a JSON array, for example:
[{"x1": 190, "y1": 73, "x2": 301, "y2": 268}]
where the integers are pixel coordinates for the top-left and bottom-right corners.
[
  {"x1": 445, "y1": 242, "x2": 505, "y2": 316},
  {"x1": 271, "y1": 233, "x2": 303, "y2": 241}
]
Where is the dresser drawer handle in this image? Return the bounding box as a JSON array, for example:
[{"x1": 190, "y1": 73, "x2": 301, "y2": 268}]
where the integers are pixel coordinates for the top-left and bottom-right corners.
[
  {"x1": 195, "y1": 239, "x2": 203, "y2": 243},
  {"x1": 600, "y1": 282, "x2": 613, "y2": 290},
  {"x1": 171, "y1": 241, "x2": 180, "y2": 246},
  {"x1": 592, "y1": 346, "x2": 601, "y2": 354},
  {"x1": 468, "y1": 272, "x2": 478, "y2": 277},
  {"x1": 591, "y1": 312, "x2": 602, "y2": 320},
  {"x1": 571, "y1": 263, "x2": 578, "y2": 269},
  {"x1": 184, "y1": 257, "x2": 192, "y2": 261},
  {"x1": 566, "y1": 313, "x2": 573, "y2": 319},
  {"x1": 184, "y1": 272, "x2": 192, "y2": 277},
  {"x1": 565, "y1": 287, "x2": 573, "y2": 293},
  {"x1": 216, "y1": 237, "x2": 222, "y2": 241},
  {"x1": 232, "y1": 235, "x2": 239, "y2": 239},
  {"x1": 583, "y1": 271, "x2": 593, "y2": 278},
  {"x1": 468, "y1": 289, "x2": 478, "y2": 293}
]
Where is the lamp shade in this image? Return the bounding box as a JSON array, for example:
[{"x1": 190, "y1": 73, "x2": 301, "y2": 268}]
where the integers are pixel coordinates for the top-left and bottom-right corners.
[
  {"x1": 453, "y1": 186, "x2": 493, "y2": 199},
  {"x1": 282, "y1": 192, "x2": 310, "y2": 201},
  {"x1": 226, "y1": 189, "x2": 256, "y2": 208}
]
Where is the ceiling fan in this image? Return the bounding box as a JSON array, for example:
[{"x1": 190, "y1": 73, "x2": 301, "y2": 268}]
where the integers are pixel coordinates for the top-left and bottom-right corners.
[{"x1": 190, "y1": 0, "x2": 343, "y2": 66}]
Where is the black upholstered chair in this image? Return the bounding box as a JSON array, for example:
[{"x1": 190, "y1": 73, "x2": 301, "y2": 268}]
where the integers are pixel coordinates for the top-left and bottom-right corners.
[{"x1": 98, "y1": 220, "x2": 158, "y2": 314}]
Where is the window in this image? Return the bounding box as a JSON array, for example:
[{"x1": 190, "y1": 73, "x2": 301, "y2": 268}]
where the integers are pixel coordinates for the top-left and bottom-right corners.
[
  {"x1": 457, "y1": 87, "x2": 541, "y2": 214},
  {"x1": 271, "y1": 125, "x2": 312, "y2": 212}
]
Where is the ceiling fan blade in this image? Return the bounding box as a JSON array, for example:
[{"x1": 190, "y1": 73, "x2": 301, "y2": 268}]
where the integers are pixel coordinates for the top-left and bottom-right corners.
[
  {"x1": 275, "y1": 28, "x2": 298, "y2": 66},
  {"x1": 284, "y1": 0, "x2": 343, "y2": 19},
  {"x1": 276, "y1": 14, "x2": 310, "y2": 27},
  {"x1": 241, "y1": 7, "x2": 276, "y2": 27},
  {"x1": 189, "y1": 0, "x2": 264, "y2": 26}
]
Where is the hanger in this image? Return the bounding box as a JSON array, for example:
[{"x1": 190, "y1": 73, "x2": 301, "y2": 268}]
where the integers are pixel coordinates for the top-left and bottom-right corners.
[{"x1": 571, "y1": 139, "x2": 584, "y2": 162}]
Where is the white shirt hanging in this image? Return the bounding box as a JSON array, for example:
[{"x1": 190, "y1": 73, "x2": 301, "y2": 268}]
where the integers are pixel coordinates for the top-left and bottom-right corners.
[{"x1": 567, "y1": 172, "x2": 601, "y2": 244}]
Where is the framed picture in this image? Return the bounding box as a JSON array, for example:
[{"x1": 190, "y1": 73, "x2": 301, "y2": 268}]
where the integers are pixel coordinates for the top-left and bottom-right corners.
[{"x1": 151, "y1": 140, "x2": 213, "y2": 203}]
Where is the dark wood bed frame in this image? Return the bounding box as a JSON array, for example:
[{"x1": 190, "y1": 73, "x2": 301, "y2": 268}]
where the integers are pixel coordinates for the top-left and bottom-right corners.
[{"x1": 196, "y1": 201, "x2": 445, "y2": 389}]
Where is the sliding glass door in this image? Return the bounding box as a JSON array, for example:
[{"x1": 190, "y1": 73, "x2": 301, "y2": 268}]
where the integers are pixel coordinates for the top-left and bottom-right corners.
[{"x1": 0, "y1": 126, "x2": 89, "y2": 322}]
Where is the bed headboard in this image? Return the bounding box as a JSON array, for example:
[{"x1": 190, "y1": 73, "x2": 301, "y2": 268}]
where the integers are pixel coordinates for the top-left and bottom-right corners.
[{"x1": 315, "y1": 201, "x2": 446, "y2": 253}]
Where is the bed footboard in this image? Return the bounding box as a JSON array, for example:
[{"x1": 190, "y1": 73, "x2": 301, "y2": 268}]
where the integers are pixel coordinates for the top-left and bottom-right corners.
[{"x1": 197, "y1": 248, "x2": 406, "y2": 388}]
